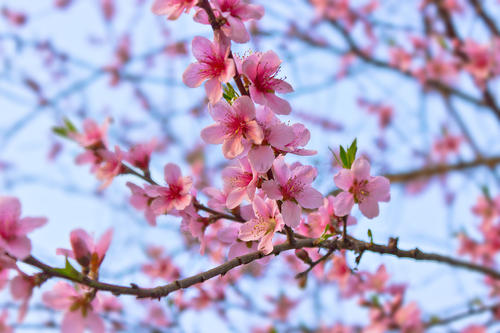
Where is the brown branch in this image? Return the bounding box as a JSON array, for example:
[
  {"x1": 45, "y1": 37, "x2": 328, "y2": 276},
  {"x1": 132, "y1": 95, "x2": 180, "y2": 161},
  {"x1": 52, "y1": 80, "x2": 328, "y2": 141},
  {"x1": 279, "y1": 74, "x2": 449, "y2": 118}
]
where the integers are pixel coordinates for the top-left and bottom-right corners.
[
  {"x1": 425, "y1": 302, "x2": 500, "y2": 328},
  {"x1": 468, "y1": 0, "x2": 500, "y2": 36},
  {"x1": 383, "y1": 156, "x2": 500, "y2": 183},
  {"x1": 22, "y1": 234, "x2": 500, "y2": 299}
]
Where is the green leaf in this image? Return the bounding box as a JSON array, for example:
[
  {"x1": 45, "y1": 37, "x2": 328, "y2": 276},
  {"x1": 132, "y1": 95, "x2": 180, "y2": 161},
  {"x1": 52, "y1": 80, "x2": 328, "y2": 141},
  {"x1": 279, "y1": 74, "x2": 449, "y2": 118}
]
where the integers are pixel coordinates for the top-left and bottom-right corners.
[
  {"x1": 346, "y1": 138, "x2": 357, "y2": 167},
  {"x1": 339, "y1": 146, "x2": 348, "y2": 168},
  {"x1": 54, "y1": 258, "x2": 82, "y2": 281},
  {"x1": 63, "y1": 118, "x2": 77, "y2": 133},
  {"x1": 52, "y1": 127, "x2": 68, "y2": 138},
  {"x1": 222, "y1": 83, "x2": 239, "y2": 104}
]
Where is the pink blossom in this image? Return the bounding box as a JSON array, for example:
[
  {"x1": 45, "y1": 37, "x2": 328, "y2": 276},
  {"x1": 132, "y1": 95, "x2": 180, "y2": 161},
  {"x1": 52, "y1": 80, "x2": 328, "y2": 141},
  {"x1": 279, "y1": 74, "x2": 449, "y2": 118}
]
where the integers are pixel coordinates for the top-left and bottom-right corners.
[
  {"x1": 194, "y1": 0, "x2": 264, "y2": 43},
  {"x1": 241, "y1": 51, "x2": 294, "y2": 115},
  {"x1": 70, "y1": 118, "x2": 110, "y2": 149},
  {"x1": 142, "y1": 246, "x2": 180, "y2": 281},
  {"x1": 56, "y1": 228, "x2": 113, "y2": 278},
  {"x1": 461, "y1": 325, "x2": 486, "y2": 333},
  {"x1": 389, "y1": 47, "x2": 412, "y2": 72},
  {"x1": 222, "y1": 157, "x2": 258, "y2": 208},
  {"x1": 10, "y1": 271, "x2": 37, "y2": 322},
  {"x1": 145, "y1": 163, "x2": 193, "y2": 215},
  {"x1": 462, "y1": 40, "x2": 494, "y2": 82},
  {"x1": 307, "y1": 196, "x2": 356, "y2": 237},
  {"x1": 182, "y1": 36, "x2": 235, "y2": 104},
  {"x1": 126, "y1": 182, "x2": 157, "y2": 226},
  {"x1": 262, "y1": 156, "x2": 323, "y2": 228},
  {"x1": 203, "y1": 186, "x2": 229, "y2": 211},
  {"x1": 393, "y1": 302, "x2": 423, "y2": 333},
  {"x1": 179, "y1": 203, "x2": 208, "y2": 254},
  {"x1": 432, "y1": 133, "x2": 462, "y2": 162},
  {"x1": 42, "y1": 282, "x2": 105, "y2": 333},
  {"x1": 1, "y1": 7, "x2": 27, "y2": 26},
  {"x1": 238, "y1": 195, "x2": 284, "y2": 255},
  {"x1": 95, "y1": 146, "x2": 125, "y2": 189},
  {"x1": 201, "y1": 96, "x2": 264, "y2": 159},
  {"x1": 125, "y1": 139, "x2": 157, "y2": 171},
  {"x1": 0, "y1": 197, "x2": 47, "y2": 259},
  {"x1": 151, "y1": 0, "x2": 197, "y2": 20},
  {"x1": 333, "y1": 158, "x2": 390, "y2": 218}
]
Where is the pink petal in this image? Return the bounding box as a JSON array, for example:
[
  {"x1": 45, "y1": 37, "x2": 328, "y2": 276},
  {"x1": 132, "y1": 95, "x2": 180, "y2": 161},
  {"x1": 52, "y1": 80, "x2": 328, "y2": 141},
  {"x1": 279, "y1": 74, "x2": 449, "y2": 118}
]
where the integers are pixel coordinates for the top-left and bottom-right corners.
[
  {"x1": 201, "y1": 124, "x2": 226, "y2": 144},
  {"x1": 220, "y1": 58, "x2": 236, "y2": 83},
  {"x1": 228, "y1": 242, "x2": 251, "y2": 260},
  {"x1": 282, "y1": 201, "x2": 301, "y2": 228},
  {"x1": 359, "y1": 199, "x2": 380, "y2": 219},
  {"x1": 96, "y1": 228, "x2": 113, "y2": 261},
  {"x1": 352, "y1": 158, "x2": 370, "y2": 180},
  {"x1": 61, "y1": 311, "x2": 85, "y2": 333},
  {"x1": 209, "y1": 100, "x2": 233, "y2": 122},
  {"x1": 241, "y1": 54, "x2": 259, "y2": 81},
  {"x1": 273, "y1": 79, "x2": 294, "y2": 93},
  {"x1": 333, "y1": 192, "x2": 354, "y2": 217},
  {"x1": 296, "y1": 187, "x2": 323, "y2": 209},
  {"x1": 6, "y1": 237, "x2": 31, "y2": 259},
  {"x1": 17, "y1": 217, "x2": 47, "y2": 234},
  {"x1": 368, "y1": 176, "x2": 391, "y2": 202},
  {"x1": 205, "y1": 77, "x2": 223, "y2": 104},
  {"x1": 233, "y1": 96, "x2": 256, "y2": 119},
  {"x1": 272, "y1": 155, "x2": 290, "y2": 186},
  {"x1": 259, "y1": 50, "x2": 282, "y2": 73},
  {"x1": 268, "y1": 123, "x2": 294, "y2": 148},
  {"x1": 261, "y1": 180, "x2": 283, "y2": 200},
  {"x1": 182, "y1": 63, "x2": 206, "y2": 87},
  {"x1": 217, "y1": 225, "x2": 239, "y2": 244},
  {"x1": 248, "y1": 145, "x2": 274, "y2": 173},
  {"x1": 238, "y1": 219, "x2": 266, "y2": 241},
  {"x1": 227, "y1": 16, "x2": 249, "y2": 43},
  {"x1": 164, "y1": 163, "x2": 181, "y2": 185},
  {"x1": 244, "y1": 120, "x2": 264, "y2": 144},
  {"x1": 150, "y1": 197, "x2": 170, "y2": 215},
  {"x1": 334, "y1": 169, "x2": 353, "y2": 191},
  {"x1": 252, "y1": 195, "x2": 271, "y2": 219},
  {"x1": 85, "y1": 311, "x2": 105, "y2": 333},
  {"x1": 0, "y1": 197, "x2": 21, "y2": 224},
  {"x1": 222, "y1": 134, "x2": 244, "y2": 159},
  {"x1": 264, "y1": 93, "x2": 291, "y2": 115},
  {"x1": 258, "y1": 232, "x2": 274, "y2": 255},
  {"x1": 191, "y1": 36, "x2": 214, "y2": 62},
  {"x1": 226, "y1": 188, "x2": 247, "y2": 209}
]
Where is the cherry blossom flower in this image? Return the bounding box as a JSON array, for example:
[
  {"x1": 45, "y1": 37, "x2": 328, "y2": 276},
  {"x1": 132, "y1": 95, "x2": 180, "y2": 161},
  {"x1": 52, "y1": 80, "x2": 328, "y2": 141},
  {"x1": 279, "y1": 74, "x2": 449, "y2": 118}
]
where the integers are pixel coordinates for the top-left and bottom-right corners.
[
  {"x1": 126, "y1": 182, "x2": 158, "y2": 226},
  {"x1": 56, "y1": 229, "x2": 113, "y2": 275},
  {"x1": 145, "y1": 163, "x2": 193, "y2": 215},
  {"x1": 125, "y1": 139, "x2": 157, "y2": 171},
  {"x1": 307, "y1": 195, "x2": 356, "y2": 237},
  {"x1": 10, "y1": 271, "x2": 38, "y2": 322},
  {"x1": 222, "y1": 157, "x2": 258, "y2": 209},
  {"x1": 201, "y1": 96, "x2": 264, "y2": 159},
  {"x1": 432, "y1": 132, "x2": 462, "y2": 162},
  {"x1": 142, "y1": 246, "x2": 180, "y2": 281},
  {"x1": 70, "y1": 118, "x2": 110, "y2": 149},
  {"x1": 241, "y1": 51, "x2": 294, "y2": 115},
  {"x1": 95, "y1": 146, "x2": 125, "y2": 189},
  {"x1": 0, "y1": 197, "x2": 47, "y2": 259},
  {"x1": 182, "y1": 36, "x2": 235, "y2": 103},
  {"x1": 333, "y1": 158, "x2": 390, "y2": 218},
  {"x1": 42, "y1": 282, "x2": 105, "y2": 333},
  {"x1": 151, "y1": 0, "x2": 197, "y2": 20},
  {"x1": 262, "y1": 155, "x2": 323, "y2": 228},
  {"x1": 238, "y1": 195, "x2": 284, "y2": 255},
  {"x1": 194, "y1": 0, "x2": 264, "y2": 43}
]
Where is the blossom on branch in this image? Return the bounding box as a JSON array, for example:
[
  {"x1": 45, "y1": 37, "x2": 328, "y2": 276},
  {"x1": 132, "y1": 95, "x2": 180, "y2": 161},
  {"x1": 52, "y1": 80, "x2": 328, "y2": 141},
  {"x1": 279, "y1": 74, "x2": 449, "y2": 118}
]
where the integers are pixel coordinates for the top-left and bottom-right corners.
[
  {"x1": 241, "y1": 50, "x2": 294, "y2": 115},
  {"x1": 262, "y1": 155, "x2": 323, "y2": 228},
  {"x1": 0, "y1": 197, "x2": 47, "y2": 260},
  {"x1": 151, "y1": 0, "x2": 197, "y2": 20},
  {"x1": 333, "y1": 158, "x2": 390, "y2": 218},
  {"x1": 238, "y1": 195, "x2": 284, "y2": 255},
  {"x1": 145, "y1": 163, "x2": 193, "y2": 215},
  {"x1": 201, "y1": 96, "x2": 263, "y2": 159},
  {"x1": 183, "y1": 36, "x2": 235, "y2": 104}
]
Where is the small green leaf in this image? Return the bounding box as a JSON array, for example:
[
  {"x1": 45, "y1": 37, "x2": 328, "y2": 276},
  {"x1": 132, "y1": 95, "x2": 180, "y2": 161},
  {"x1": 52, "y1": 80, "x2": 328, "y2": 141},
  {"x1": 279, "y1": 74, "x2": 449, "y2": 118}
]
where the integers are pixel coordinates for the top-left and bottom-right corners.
[
  {"x1": 367, "y1": 229, "x2": 373, "y2": 244},
  {"x1": 54, "y1": 258, "x2": 82, "y2": 281},
  {"x1": 63, "y1": 118, "x2": 77, "y2": 133},
  {"x1": 339, "y1": 146, "x2": 348, "y2": 168},
  {"x1": 222, "y1": 83, "x2": 239, "y2": 104},
  {"x1": 346, "y1": 138, "x2": 357, "y2": 167},
  {"x1": 52, "y1": 127, "x2": 68, "y2": 138}
]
